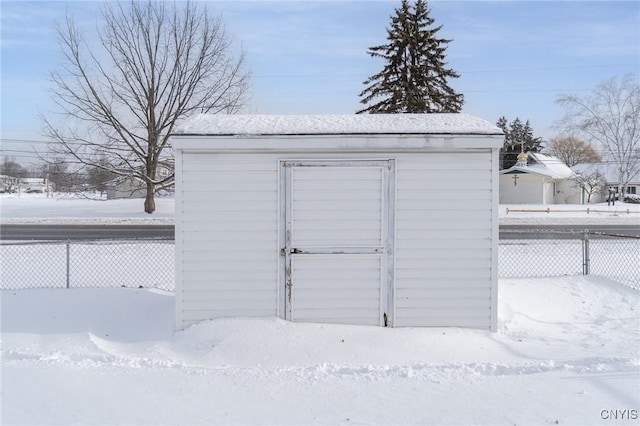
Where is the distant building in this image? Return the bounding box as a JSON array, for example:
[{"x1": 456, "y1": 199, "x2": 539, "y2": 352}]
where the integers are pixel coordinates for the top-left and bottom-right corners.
[
  {"x1": 20, "y1": 177, "x2": 53, "y2": 194},
  {"x1": 571, "y1": 162, "x2": 640, "y2": 203},
  {"x1": 106, "y1": 176, "x2": 146, "y2": 199},
  {"x1": 499, "y1": 152, "x2": 576, "y2": 204},
  {"x1": 105, "y1": 165, "x2": 173, "y2": 199}
]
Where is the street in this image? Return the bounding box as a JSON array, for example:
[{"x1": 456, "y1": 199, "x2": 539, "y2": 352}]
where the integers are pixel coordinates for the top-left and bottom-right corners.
[
  {"x1": 0, "y1": 224, "x2": 175, "y2": 240},
  {"x1": 1, "y1": 223, "x2": 638, "y2": 241}
]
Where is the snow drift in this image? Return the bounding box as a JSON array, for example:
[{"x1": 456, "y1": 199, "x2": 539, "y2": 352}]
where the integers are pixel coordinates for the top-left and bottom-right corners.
[{"x1": 2, "y1": 276, "x2": 638, "y2": 425}]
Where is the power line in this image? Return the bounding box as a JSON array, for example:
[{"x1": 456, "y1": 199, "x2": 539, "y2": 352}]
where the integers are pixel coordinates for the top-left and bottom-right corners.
[
  {"x1": 1, "y1": 138, "x2": 55, "y2": 145},
  {"x1": 1, "y1": 138, "x2": 89, "y2": 147},
  {"x1": 1, "y1": 149, "x2": 38, "y2": 154},
  {"x1": 250, "y1": 63, "x2": 639, "y2": 78},
  {"x1": 458, "y1": 63, "x2": 640, "y2": 74}
]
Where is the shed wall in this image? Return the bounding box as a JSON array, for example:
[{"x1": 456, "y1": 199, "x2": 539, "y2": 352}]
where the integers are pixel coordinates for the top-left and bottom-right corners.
[
  {"x1": 176, "y1": 150, "x2": 497, "y2": 330},
  {"x1": 394, "y1": 152, "x2": 494, "y2": 328},
  {"x1": 176, "y1": 153, "x2": 279, "y2": 328}
]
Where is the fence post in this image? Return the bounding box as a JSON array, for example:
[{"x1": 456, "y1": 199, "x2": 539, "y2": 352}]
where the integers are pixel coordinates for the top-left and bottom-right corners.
[
  {"x1": 66, "y1": 240, "x2": 71, "y2": 289},
  {"x1": 582, "y1": 231, "x2": 590, "y2": 275}
]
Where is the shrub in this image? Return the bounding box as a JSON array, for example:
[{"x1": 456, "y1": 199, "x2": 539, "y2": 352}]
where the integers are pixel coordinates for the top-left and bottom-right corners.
[{"x1": 623, "y1": 193, "x2": 640, "y2": 204}]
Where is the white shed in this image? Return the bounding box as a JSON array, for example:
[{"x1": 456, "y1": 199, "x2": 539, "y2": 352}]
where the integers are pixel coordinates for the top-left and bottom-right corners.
[{"x1": 172, "y1": 114, "x2": 504, "y2": 331}]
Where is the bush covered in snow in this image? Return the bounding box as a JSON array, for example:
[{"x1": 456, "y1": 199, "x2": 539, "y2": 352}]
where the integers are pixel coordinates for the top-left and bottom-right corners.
[{"x1": 623, "y1": 193, "x2": 640, "y2": 203}]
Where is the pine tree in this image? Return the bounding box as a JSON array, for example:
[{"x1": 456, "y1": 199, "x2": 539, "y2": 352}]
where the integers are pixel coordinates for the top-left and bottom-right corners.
[
  {"x1": 357, "y1": 0, "x2": 463, "y2": 114},
  {"x1": 497, "y1": 116, "x2": 544, "y2": 169}
]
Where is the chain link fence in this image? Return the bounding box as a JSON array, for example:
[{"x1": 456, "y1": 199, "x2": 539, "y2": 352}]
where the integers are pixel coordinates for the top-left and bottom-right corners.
[
  {"x1": 0, "y1": 238, "x2": 174, "y2": 291},
  {"x1": 1, "y1": 232, "x2": 638, "y2": 291},
  {"x1": 499, "y1": 230, "x2": 639, "y2": 289}
]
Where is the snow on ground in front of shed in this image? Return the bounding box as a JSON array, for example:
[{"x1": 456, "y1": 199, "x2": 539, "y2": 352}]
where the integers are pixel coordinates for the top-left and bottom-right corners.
[
  {"x1": 1, "y1": 193, "x2": 639, "y2": 424},
  {"x1": 1, "y1": 276, "x2": 638, "y2": 425},
  {"x1": 175, "y1": 113, "x2": 503, "y2": 135},
  {"x1": 2, "y1": 193, "x2": 640, "y2": 225}
]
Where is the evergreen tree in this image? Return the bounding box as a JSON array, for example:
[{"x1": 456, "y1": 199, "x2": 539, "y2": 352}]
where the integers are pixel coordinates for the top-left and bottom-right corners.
[
  {"x1": 497, "y1": 116, "x2": 544, "y2": 169},
  {"x1": 357, "y1": 0, "x2": 463, "y2": 114}
]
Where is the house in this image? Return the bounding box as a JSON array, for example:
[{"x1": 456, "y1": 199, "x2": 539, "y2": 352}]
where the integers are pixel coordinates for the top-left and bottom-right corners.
[
  {"x1": 571, "y1": 161, "x2": 640, "y2": 203},
  {"x1": 499, "y1": 151, "x2": 576, "y2": 204},
  {"x1": 106, "y1": 165, "x2": 173, "y2": 199},
  {"x1": 106, "y1": 176, "x2": 146, "y2": 199},
  {"x1": 172, "y1": 114, "x2": 504, "y2": 331},
  {"x1": 20, "y1": 177, "x2": 52, "y2": 194}
]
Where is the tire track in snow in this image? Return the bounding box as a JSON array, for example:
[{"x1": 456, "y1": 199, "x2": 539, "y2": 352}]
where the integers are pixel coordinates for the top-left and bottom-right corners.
[{"x1": 3, "y1": 347, "x2": 638, "y2": 383}]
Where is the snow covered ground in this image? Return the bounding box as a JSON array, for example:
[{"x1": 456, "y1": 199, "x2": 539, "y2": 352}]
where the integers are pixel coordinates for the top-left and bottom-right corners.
[
  {"x1": 500, "y1": 203, "x2": 640, "y2": 226},
  {"x1": 0, "y1": 193, "x2": 174, "y2": 224},
  {"x1": 1, "y1": 277, "x2": 638, "y2": 425},
  {"x1": 1, "y1": 193, "x2": 639, "y2": 425},
  {"x1": 2, "y1": 192, "x2": 640, "y2": 225}
]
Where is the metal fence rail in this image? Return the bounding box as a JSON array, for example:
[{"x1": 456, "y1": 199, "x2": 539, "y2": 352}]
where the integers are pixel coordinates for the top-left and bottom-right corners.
[
  {"x1": 1, "y1": 232, "x2": 638, "y2": 291},
  {"x1": 499, "y1": 230, "x2": 639, "y2": 289},
  {"x1": 0, "y1": 238, "x2": 174, "y2": 291}
]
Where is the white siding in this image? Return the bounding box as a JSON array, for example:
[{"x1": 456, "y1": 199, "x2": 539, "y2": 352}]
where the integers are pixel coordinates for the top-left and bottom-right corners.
[
  {"x1": 291, "y1": 254, "x2": 383, "y2": 325},
  {"x1": 175, "y1": 146, "x2": 499, "y2": 330},
  {"x1": 287, "y1": 163, "x2": 389, "y2": 326},
  {"x1": 499, "y1": 173, "x2": 544, "y2": 204},
  {"x1": 394, "y1": 153, "x2": 495, "y2": 328},
  {"x1": 176, "y1": 153, "x2": 279, "y2": 328},
  {"x1": 291, "y1": 166, "x2": 383, "y2": 247}
]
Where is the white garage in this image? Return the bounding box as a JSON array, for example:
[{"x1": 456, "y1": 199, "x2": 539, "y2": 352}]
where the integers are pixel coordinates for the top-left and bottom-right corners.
[{"x1": 172, "y1": 114, "x2": 503, "y2": 330}]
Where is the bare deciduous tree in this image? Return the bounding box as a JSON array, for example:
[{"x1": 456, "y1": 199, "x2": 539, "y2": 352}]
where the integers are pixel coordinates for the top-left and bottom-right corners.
[
  {"x1": 547, "y1": 135, "x2": 601, "y2": 167},
  {"x1": 556, "y1": 74, "x2": 639, "y2": 196},
  {"x1": 42, "y1": 1, "x2": 249, "y2": 213},
  {"x1": 570, "y1": 169, "x2": 605, "y2": 204}
]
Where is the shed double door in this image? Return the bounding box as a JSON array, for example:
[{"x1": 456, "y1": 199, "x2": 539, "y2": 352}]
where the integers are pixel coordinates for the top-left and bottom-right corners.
[{"x1": 281, "y1": 160, "x2": 395, "y2": 326}]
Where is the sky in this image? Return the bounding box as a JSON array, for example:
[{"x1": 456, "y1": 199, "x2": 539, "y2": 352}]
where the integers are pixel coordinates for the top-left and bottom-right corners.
[{"x1": 1, "y1": 0, "x2": 639, "y2": 166}]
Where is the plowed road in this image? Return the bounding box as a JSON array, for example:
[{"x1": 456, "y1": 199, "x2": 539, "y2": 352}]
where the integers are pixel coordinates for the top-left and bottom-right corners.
[
  {"x1": 1, "y1": 224, "x2": 638, "y2": 241},
  {"x1": 0, "y1": 224, "x2": 175, "y2": 240}
]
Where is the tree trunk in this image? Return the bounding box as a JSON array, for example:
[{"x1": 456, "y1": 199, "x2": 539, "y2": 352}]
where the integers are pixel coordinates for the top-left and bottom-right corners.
[{"x1": 144, "y1": 182, "x2": 156, "y2": 214}]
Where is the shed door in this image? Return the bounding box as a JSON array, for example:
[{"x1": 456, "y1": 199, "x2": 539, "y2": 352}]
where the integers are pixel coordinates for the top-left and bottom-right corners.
[{"x1": 281, "y1": 160, "x2": 395, "y2": 326}]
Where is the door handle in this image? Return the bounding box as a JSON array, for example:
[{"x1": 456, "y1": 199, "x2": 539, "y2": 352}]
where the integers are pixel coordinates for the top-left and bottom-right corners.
[{"x1": 280, "y1": 247, "x2": 302, "y2": 256}]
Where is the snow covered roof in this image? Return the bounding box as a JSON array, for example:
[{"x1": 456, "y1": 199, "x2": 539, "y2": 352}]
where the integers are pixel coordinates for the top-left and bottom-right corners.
[
  {"x1": 174, "y1": 113, "x2": 503, "y2": 136},
  {"x1": 500, "y1": 152, "x2": 574, "y2": 179},
  {"x1": 21, "y1": 177, "x2": 46, "y2": 184}
]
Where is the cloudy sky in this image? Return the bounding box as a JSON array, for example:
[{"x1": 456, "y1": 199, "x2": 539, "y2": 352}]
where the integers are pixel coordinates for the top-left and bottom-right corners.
[{"x1": 1, "y1": 0, "x2": 639, "y2": 164}]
